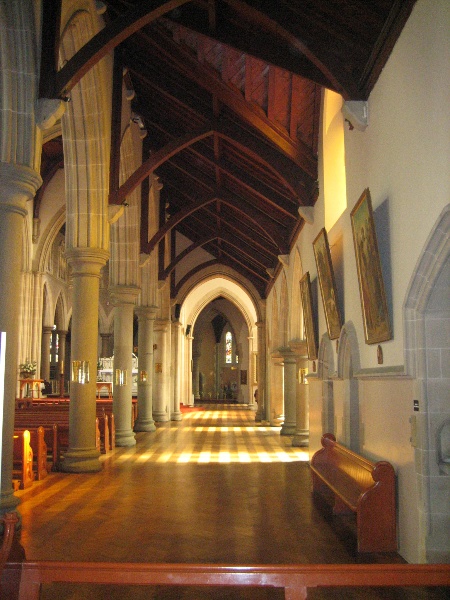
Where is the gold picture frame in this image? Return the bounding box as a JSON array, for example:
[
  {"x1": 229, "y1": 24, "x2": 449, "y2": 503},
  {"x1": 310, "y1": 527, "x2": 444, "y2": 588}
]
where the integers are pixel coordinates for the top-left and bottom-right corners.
[
  {"x1": 313, "y1": 228, "x2": 342, "y2": 340},
  {"x1": 350, "y1": 188, "x2": 392, "y2": 344},
  {"x1": 300, "y1": 272, "x2": 318, "y2": 359}
]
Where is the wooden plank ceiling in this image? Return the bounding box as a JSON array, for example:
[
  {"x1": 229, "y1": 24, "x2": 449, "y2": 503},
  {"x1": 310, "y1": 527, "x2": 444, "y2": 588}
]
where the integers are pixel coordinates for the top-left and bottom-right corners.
[{"x1": 42, "y1": 0, "x2": 416, "y2": 298}]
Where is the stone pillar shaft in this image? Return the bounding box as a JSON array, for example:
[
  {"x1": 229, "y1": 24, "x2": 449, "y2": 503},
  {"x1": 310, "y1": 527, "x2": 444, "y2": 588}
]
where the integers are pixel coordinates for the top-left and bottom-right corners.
[
  {"x1": 111, "y1": 287, "x2": 139, "y2": 446},
  {"x1": 280, "y1": 350, "x2": 297, "y2": 436},
  {"x1": 192, "y1": 338, "x2": 201, "y2": 401},
  {"x1": 40, "y1": 326, "x2": 53, "y2": 381},
  {"x1": 255, "y1": 321, "x2": 266, "y2": 422},
  {"x1": 171, "y1": 320, "x2": 182, "y2": 421},
  {"x1": 61, "y1": 249, "x2": 108, "y2": 472},
  {"x1": 134, "y1": 306, "x2": 157, "y2": 432},
  {"x1": 153, "y1": 319, "x2": 169, "y2": 421},
  {"x1": 100, "y1": 333, "x2": 113, "y2": 357},
  {"x1": 0, "y1": 162, "x2": 41, "y2": 512}
]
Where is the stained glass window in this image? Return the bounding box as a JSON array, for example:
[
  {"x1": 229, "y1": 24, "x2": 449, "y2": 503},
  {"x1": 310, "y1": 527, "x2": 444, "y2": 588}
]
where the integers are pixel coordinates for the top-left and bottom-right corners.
[{"x1": 225, "y1": 331, "x2": 232, "y2": 363}]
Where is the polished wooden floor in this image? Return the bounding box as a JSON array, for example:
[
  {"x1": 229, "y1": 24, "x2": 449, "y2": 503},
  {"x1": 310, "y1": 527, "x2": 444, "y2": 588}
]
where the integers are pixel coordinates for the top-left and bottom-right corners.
[{"x1": 10, "y1": 405, "x2": 446, "y2": 599}]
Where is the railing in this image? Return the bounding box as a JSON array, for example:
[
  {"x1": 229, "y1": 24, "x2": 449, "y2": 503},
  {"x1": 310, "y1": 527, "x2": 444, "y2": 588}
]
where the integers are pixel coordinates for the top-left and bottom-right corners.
[{"x1": 3, "y1": 560, "x2": 448, "y2": 600}]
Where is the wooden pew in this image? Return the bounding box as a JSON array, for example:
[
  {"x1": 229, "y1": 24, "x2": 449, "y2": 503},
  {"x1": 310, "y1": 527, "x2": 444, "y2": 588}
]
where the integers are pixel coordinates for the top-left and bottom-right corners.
[
  {"x1": 14, "y1": 409, "x2": 101, "y2": 466},
  {"x1": 12, "y1": 430, "x2": 35, "y2": 490},
  {"x1": 14, "y1": 427, "x2": 48, "y2": 481},
  {"x1": 3, "y1": 560, "x2": 448, "y2": 600},
  {"x1": 310, "y1": 433, "x2": 397, "y2": 553},
  {"x1": 14, "y1": 419, "x2": 60, "y2": 472}
]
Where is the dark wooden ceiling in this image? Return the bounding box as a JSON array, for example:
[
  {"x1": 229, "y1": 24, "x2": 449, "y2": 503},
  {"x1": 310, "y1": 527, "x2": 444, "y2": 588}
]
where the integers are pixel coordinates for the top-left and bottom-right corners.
[{"x1": 40, "y1": 0, "x2": 416, "y2": 298}]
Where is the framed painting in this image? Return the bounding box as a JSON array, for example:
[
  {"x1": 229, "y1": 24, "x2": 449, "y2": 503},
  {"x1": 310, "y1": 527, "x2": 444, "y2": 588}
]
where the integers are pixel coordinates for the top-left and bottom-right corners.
[
  {"x1": 313, "y1": 228, "x2": 342, "y2": 340},
  {"x1": 300, "y1": 272, "x2": 318, "y2": 360},
  {"x1": 350, "y1": 188, "x2": 392, "y2": 344}
]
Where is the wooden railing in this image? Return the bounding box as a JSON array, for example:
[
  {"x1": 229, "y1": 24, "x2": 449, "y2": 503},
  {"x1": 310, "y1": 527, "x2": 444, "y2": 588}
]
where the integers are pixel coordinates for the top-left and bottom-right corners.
[
  {"x1": 0, "y1": 514, "x2": 18, "y2": 574},
  {"x1": 3, "y1": 560, "x2": 448, "y2": 600}
]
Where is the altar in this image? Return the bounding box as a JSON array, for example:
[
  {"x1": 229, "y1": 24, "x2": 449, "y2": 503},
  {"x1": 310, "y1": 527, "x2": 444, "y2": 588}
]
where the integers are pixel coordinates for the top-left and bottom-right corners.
[
  {"x1": 96, "y1": 381, "x2": 113, "y2": 400},
  {"x1": 97, "y1": 354, "x2": 138, "y2": 396},
  {"x1": 19, "y1": 378, "x2": 44, "y2": 400}
]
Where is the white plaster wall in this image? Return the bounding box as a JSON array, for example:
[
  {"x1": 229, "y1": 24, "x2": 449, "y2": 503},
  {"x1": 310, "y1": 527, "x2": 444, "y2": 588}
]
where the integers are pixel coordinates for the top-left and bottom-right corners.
[
  {"x1": 358, "y1": 377, "x2": 418, "y2": 562},
  {"x1": 267, "y1": 0, "x2": 449, "y2": 564},
  {"x1": 344, "y1": 0, "x2": 450, "y2": 367}
]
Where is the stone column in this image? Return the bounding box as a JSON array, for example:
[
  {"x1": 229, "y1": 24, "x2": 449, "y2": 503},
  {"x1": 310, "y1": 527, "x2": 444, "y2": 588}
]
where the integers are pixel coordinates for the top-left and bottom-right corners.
[
  {"x1": 40, "y1": 326, "x2": 53, "y2": 381},
  {"x1": 171, "y1": 319, "x2": 182, "y2": 421},
  {"x1": 186, "y1": 333, "x2": 194, "y2": 406},
  {"x1": 57, "y1": 330, "x2": 67, "y2": 374},
  {"x1": 100, "y1": 333, "x2": 113, "y2": 357},
  {"x1": 111, "y1": 286, "x2": 139, "y2": 446},
  {"x1": 192, "y1": 338, "x2": 201, "y2": 401},
  {"x1": 153, "y1": 319, "x2": 169, "y2": 421},
  {"x1": 280, "y1": 349, "x2": 297, "y2": 436},
  {"x1": 61, "y1": 248, "x2": 108, "y2": 472},
  {"x1": 270, "y1": 353, "x2": 284, "y2": 426},
  {"x1": 57, "y1": 329, "x2": 68, "y2": 396},
  {"x1": 0, "y1": 162, "x2": 41, "y2": 513},
  {"x1": 134, "y1": 305, "x2": 157, "y2": 432},
  {"x1": 255, "y1": 320, "x2": 266, "y2": 422},
  {"x1": 291, "y1": 342, "x2": 309, "y2": 447},
  {"x1": 214, "y1": 342, "x2": 221, "y2": 399}
]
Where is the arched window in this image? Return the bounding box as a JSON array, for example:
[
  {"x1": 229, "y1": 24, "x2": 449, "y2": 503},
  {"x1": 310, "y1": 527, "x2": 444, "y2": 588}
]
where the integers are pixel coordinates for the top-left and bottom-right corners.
[{"x1": 225, "y1": 331, "x2": 232, "y2": 363}]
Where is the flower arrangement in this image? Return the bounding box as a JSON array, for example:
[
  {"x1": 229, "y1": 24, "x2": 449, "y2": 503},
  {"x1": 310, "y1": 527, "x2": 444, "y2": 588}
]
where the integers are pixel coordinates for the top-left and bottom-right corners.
[{"x1": 19, "y1": 360, "x2": 37, "y2": 376}]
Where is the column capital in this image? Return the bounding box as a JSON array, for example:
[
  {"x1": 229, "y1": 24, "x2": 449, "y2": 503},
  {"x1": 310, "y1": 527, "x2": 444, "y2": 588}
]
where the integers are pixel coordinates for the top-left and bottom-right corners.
[
  {"x1": 66, "y1": 248, "x2": 109, "y2": 276},
  {"x1": 0, "y1": 161, "x2": 42, "y2": 213},
  {"x1": 109, "y1": 285, "x2": 140, "y2": 306},
  {"x1": 287, "y1": 340, "x2": 308, "y2": 356},
  {"x1": 154, "y1": 318, "x2": 170, "y2": 332},
  {"x1": 135, "y1": 304, "x2": 158, "y2": 319}
]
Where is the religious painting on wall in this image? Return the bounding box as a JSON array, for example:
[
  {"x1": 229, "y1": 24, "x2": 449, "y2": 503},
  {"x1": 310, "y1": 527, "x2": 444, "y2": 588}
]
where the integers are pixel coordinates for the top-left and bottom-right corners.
[
  {"x1": 299, "y1": 272, "x2": 318, "y2": 360},
  {"x1": 313, "y1": 228, "x2": 342, "y2": 340},
  {"x1": 350, "y1": 188, "x2": 392, "y2": 344}
]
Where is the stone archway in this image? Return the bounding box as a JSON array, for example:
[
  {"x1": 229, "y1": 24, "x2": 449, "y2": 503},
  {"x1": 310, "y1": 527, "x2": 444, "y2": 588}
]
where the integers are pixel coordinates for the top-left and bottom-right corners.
[
  {"x1": 404, "y1": 205, "x2": 450, "y2": 563},
  {"x1": 175, "y1": 274, "x2": 261, "y2": 408}
]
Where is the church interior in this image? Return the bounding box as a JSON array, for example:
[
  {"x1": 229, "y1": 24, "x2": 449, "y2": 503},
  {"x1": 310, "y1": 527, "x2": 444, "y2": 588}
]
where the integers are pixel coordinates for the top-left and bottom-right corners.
[{"x1": 0, "y1": 0, "x2": 449, "y2": 597}]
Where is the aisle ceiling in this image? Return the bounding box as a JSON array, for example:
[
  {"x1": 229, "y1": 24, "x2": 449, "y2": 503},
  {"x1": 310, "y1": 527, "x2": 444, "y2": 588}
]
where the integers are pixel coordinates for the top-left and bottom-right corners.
[{"x1": 42, "y1": 0, "x2": 417, "y2": 297}]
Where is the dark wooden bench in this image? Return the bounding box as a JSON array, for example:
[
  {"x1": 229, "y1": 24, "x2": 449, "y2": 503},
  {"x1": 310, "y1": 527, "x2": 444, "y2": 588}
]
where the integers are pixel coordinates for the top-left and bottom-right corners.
[
  {"x1": 14, "y1": 418, "x2": 60, "y2": 471},
  {"x1": 12, "y1": 431, "x2": 35, "y2": 490},
  {"x1": 310, "y1": 433, "x2": 397, "y2": 553},
  {"x1": 14, "y1": 427, "x2": 48, "y2": 481},
  {"x1": 14, "y1": 409, "x2": 101, "y2": 466}
]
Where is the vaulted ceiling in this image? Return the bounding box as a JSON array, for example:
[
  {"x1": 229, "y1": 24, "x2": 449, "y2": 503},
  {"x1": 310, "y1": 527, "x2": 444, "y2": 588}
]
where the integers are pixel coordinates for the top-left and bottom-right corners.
[{"x1": 40, "y1": 0, "x2": 417, "y2": 298}]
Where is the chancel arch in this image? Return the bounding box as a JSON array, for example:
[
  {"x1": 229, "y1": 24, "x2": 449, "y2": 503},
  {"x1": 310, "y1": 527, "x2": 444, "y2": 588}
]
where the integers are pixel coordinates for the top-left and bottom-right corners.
[{"x1": 176, "y1": 274, "x2": 260, "y2": 406}]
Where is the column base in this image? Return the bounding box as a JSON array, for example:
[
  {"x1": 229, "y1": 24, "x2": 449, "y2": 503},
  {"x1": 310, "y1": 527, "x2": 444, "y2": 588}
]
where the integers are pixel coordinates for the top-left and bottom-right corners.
[
  {"x1": 60, "y1": 449, "x2": 102, "y2": 473},
  {"x1": 134, "y1": 418, "x2": 156, "y2": 432},
  {"x1": 281, "y1": 423, "x2": 296, "y2": 436},
  {"x1": 0, "y1": 489, "x2": 20, "y2": 514},
  {"x1": 115, "y1": 429, "x2": 136, "y2": 446},
  {"x1": 171, "y1": 411, "x2": 182, "y2": 421},
  {"x1": 292, "y1": 431, "x2": 309, "y2": 447},
  {"x1": 153, "y1": 412, "x2": 169, "y2": 422}
]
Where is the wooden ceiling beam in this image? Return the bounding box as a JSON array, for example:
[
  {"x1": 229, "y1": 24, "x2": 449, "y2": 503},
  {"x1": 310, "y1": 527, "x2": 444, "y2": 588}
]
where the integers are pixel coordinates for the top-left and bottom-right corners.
[
  {"x1": 138, "y1": 25, "x2": 317, "y2": 175},
  {"x1": 52, "y1": 0, "x2": 193, "y2": 98}
]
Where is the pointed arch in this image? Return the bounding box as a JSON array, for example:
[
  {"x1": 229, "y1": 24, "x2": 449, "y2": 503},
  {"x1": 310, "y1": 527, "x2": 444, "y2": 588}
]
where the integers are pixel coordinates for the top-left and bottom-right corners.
[
  {"x1": 403, "y1": 205, "x2": 450, "y2": 563},
  {"x1": 337, "y1": 322, "x2": 361, "y2": 453}
]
